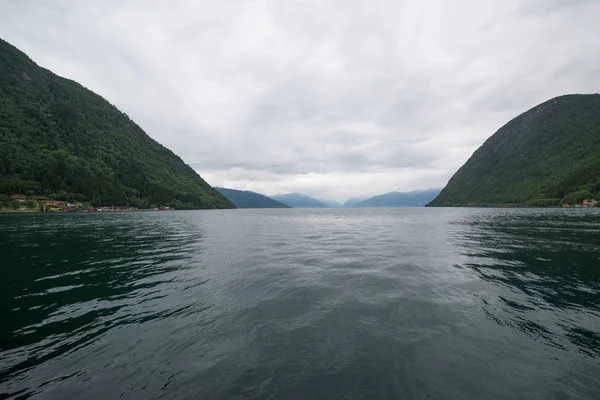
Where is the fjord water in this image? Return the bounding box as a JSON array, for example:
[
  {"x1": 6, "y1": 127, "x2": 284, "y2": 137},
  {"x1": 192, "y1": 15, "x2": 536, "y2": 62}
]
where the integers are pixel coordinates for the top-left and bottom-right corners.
[{"x1": 1, "y1": 209, "x2": 599, "y2": 399}]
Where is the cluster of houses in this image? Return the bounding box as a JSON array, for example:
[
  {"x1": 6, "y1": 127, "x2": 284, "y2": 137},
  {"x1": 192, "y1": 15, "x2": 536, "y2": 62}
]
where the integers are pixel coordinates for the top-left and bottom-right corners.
[
  {"x1": 10, "y1": 195, "x2": 92, "y2": 211},
  {"x1": 9, "y1": 195, "x2": 170, "y2": 212},
  {"x1": 563, "y1": 199, "x2": 598, "y2": 208}
]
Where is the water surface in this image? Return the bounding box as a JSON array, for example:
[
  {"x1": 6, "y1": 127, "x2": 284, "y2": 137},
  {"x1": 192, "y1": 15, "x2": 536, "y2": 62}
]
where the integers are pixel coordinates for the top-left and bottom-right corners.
[{"x1": 1, "y1": 208, "x2": 599, "y2": 399}]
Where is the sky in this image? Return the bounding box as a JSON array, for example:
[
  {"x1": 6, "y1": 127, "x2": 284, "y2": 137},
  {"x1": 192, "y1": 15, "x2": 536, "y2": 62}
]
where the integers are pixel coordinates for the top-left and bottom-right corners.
[{"x1": 1, "y1": 0, "x2": 599, "y2": 202}]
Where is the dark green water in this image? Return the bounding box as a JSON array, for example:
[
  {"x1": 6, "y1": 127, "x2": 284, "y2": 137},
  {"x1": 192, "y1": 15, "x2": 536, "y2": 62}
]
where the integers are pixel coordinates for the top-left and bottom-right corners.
[{"x1": 1, "y1": 208, "x2": 599, "y2": 399}]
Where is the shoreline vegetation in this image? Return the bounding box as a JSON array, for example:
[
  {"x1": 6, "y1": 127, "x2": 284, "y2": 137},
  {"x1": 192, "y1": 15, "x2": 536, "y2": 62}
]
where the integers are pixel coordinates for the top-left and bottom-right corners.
[
  {"x1": 425, "y1": 199, "x2": 599, "y2": 208},
  {"x1": 0, "y1": 208, "x2": 172, "y2": 213},
  {"x1": 0, "y1": 194, "x2": 175, "y2": 213},
  {"x1": 2, "y1": 193, "x2": 598, "y2": 213}
]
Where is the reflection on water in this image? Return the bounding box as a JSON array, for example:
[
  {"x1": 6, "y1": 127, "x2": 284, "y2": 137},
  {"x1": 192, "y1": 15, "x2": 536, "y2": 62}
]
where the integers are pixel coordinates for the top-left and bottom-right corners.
[
  {"x1": 452, "y1": 210, "x2": 600, "y2": 357},
  {"x1": 1, "y1": 213, "x2": 208, "y2": 398},
  {"x1": 1, "y1": 208, "x2": 599, "y2": 399}
]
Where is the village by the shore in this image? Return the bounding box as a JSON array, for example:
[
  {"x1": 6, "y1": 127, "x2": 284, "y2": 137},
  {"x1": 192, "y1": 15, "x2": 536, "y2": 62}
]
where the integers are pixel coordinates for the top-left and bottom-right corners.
[
  {"x1": 1, "y1": 195, "x2": 171, "y2": 212},
  {"x1": 562, "y1": 199, "x2": 598, "y2": 208}
]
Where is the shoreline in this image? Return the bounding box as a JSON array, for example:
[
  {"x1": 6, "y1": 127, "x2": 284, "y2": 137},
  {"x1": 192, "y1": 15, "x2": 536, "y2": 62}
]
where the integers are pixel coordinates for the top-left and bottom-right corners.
[
  {"x1": 0, "y1": 209, "x2": 175, "y2": 213},
  {"x1": 2, "y1": 206, "x2": 599, "y2": 214}
]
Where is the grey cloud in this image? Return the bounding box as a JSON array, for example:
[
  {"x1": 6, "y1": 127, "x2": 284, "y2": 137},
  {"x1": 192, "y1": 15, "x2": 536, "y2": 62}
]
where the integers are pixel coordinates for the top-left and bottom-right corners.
[
  {"x1": 0, "y1": 0, "x2": 599, "y2": 202},
  {"x1": 517, "y1": 0, "x2": 598, "y2": 16}
]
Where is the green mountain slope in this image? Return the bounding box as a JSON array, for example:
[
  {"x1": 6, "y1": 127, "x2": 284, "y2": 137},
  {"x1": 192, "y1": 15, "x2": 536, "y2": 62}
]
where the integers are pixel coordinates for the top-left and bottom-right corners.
[
  {"x1": 215, "y1": 187, "x2": 290, "y2": 208},
  {"x1": 355, "y1": 189, "x2": 441, "y2": 207},
  {"x1": 0, "y1": 38, "x2": 234, "y2": 209},
  {"x1": 270, "y1": 193, "x2": 328, "y2": 208},
  {"x1": 428, "y1": 94, "x2": 600, "y2": 207}
]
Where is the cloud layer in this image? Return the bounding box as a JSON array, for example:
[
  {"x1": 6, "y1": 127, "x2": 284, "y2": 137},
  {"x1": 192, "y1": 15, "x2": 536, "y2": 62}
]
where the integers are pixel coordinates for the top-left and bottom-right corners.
[{"x1": 1, "y1": 0, "x2": 599, "y2": 201}]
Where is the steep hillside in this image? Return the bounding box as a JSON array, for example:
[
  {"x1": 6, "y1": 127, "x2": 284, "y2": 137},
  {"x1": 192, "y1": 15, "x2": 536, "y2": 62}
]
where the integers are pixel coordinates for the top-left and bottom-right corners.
[
  {"x1": 0, "y1": 38, "x2": 233, "y2": 209},
  {"x1": 429, "y1": 94, "x2": 600, "y2": 207},
  {"x1": 355, "y1": 189, "x2": 441, "y2": 207},
  {"x1": 270, "y1": 193, "x2": 328, "y2": 208},
  {"x1": 215, "y1": 187, "x2": 290, "y2": 208}
]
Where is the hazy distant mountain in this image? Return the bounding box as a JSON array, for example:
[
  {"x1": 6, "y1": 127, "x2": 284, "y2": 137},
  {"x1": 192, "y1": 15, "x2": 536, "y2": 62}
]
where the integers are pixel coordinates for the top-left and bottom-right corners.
[
  {"x1": 354, "y1": 189, "x2": 441, "y2": 207},
  {"x1": 215, "y1": 188, "x2": 290, "y2": 208},
  {"x1": 270, "y1": 193, "x2": 329, "y2": 208},
  {"x1": 318, "y1": 199, "x2": 342, "y2": 208},
  {"x1": 343, "y1": 197, "x2": 367, "y2": 207}
]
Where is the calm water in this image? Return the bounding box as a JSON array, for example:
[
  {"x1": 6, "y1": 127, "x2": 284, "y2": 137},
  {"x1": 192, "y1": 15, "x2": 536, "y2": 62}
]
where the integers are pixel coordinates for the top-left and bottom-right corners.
[{"x1": 1, "y1": 208, "x2": 600, "y2": 399}]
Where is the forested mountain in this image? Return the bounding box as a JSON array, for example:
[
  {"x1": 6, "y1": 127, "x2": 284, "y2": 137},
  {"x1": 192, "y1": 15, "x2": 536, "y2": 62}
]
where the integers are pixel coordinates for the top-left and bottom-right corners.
[
  {"x1": 270, "y1": 193, "x2": 328, "y2": 208},
  {"x1": 0, "y1": 38, "x2": 233, "y2": 209},
  {"x1": 354, "y1": 189, "x2": 441, "y2": 207},
  {"x1": 428, "y1": 94, "x2": 600, "y2": 207},
  {"x1": 215, "y1": 187, "x2": 290, "y2": 208}
]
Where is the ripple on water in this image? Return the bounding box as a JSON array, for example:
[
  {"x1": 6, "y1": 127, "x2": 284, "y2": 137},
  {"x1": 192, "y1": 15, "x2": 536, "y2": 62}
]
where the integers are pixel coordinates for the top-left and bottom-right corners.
[{"x1": 1, "y1": 208, "x2": 600, "y2": 399}]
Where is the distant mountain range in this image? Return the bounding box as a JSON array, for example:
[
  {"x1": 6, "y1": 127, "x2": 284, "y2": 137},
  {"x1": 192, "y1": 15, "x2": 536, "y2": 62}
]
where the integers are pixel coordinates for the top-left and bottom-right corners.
[
  {"x1": 216, "y1": 188, "x2": 443, "y2": 209},
  {"x1": 270, "y1": 193, "x2": 328, "y2": 208},
  {"x1": 215, "y1": 188, "x2": 290, "y2": 208},
  {"x1": 343, "y1": 197, "x2": 367, "y2": 207},
  {"x1": 354, "y1": 189, "x2": 441, "y2": 207},
  {"x1": 318, "y1": 199, "x2": 343, "y2": 208}
]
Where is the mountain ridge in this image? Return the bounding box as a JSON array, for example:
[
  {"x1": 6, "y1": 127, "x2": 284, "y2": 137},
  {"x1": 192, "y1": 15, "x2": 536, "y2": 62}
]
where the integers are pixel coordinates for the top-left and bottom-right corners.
[
  {"x1": 355, "y1": 189, "x2": 441, "y2": 207},
  {"x1": 428, "y1": 94, "x2": 600, "y2": 207},
  {"x1": 317, "y1": 199, "x2": 342, "y2": 208},
  {"x1": 270, "y1": 193, "x2": 328, "y2": 208},
  {"x1": 343, "y1": 197, "x2": 367, "y2": 207},
  {"x1": 215, "y1": 187, "x2": 290, "y2": 208},
  {"x1": 0, "y1": 38, "x2": 234, "y2": 209}
]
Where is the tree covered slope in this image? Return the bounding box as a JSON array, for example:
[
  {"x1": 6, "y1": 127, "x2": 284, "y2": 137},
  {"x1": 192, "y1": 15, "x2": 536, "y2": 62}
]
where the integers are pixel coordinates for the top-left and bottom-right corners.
[
  {"x1": 428, "y1": 94, "x2": 600, "y2": 206},
  {"x1": 270, "y1": 193, "x2": 328, "y2": 208},
  {"x1": 355, "y1": 189, "x2": 441, "y2": 207},
  {"x1": 0, "y1": 38, "x2": 234, "y2": 209},
  {"x1": 215, "y1": 187, "x2": 290, "y2": 208}
]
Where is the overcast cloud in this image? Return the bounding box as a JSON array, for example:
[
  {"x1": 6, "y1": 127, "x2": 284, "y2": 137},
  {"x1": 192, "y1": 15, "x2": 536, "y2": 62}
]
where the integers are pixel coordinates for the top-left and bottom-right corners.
[{"x1": 1, "y1": 0, "x2": 599, "y2": 201}]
